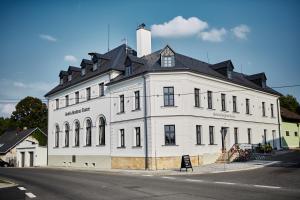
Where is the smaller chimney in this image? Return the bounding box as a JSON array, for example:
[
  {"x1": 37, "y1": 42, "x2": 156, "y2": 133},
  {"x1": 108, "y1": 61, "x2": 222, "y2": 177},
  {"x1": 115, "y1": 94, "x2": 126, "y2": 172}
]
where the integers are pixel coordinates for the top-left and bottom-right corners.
[{"x1": 136, "y1": 23, "x2": 151, "y2": 57}]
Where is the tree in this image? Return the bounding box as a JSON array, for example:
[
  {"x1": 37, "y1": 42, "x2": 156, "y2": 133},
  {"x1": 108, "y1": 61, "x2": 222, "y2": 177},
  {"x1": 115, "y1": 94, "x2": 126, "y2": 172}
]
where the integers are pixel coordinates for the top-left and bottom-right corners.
[
  {"x1": 11, "y1": 96, "x2": 48, "y2": 132},
  {"x1": 0, "y1": 117, "x2": 17, "y2": 136},
  {"x1": 279, "y1": 95, "x2": 300, "y2": 113}
]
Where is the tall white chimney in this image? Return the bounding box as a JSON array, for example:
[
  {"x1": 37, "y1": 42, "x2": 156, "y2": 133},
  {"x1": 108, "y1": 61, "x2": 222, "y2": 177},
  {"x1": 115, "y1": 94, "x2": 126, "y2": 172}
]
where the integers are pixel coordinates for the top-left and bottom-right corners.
[{"x1": 136, "y1": 23, "x2": 151, "y2": 57}]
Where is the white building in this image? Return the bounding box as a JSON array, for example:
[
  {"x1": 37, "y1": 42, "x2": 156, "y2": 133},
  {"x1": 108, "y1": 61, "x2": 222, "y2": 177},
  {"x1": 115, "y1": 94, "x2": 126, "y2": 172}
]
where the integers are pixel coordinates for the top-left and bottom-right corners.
[{"x1": 45, "y1": 24, "x2": 282, "y2": 170}]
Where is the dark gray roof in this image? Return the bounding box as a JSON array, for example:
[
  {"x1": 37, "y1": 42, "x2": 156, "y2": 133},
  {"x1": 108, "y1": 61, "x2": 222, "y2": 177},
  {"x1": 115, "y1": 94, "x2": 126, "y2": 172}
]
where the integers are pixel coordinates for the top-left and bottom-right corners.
[
  {"x1": 0, "y1": 128, "x2": 46, "y2": 154},
  {"x1": 45, "y1": 44, "x2": 281, "y2": 97}
]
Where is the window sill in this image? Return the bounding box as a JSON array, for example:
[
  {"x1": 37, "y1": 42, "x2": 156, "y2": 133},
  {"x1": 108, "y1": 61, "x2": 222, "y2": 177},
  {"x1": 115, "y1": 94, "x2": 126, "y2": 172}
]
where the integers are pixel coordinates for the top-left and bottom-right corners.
[
  {"x1": 96, "y1": 144, "x2": 106, "y2": 147},
  {"x1": 271, "y1": 116, "x2": 276, "y2": 119},
  {"x1": 53, "y1": 147, "x2": 59, "y2": 149},
  {"x1": 194, "y1": 106, "x2": 204, "y2": 109},
  {"x1": 131, "y1": 108, "x2": 141, "y2": 112},
  {"x1": 207, "y1": 108, "x2": 216, "y2": 111},
  {"x1": 221, "y1": 110, "x2": 229, "y2": 113},
  {"x1": 62, "y1": 146, "x2": 69, "y2": 148},
  {"x1": 209, "y1": 144, "x2": 218, "y2": 146},
  {"x1": 72, "y1": 146, "x2": 80, "y2": 148},
  {"x1": 162, "y1": 144, "x2": 178, "y2": 147},
  {"x1": 195, "y1": 144, "x2": 205, "y2": 146},
  {"x1": 83, "y1": 145, "x2": 92, "y2": 147},
  {"x1": 161, "y1": 105, "x2": 178, "y2": 108},
  {"x1": 117, "y1": 112, "x2": 125, "y2": 115},
  {"x1": 262, "y1": 115, "x2": 268, "y2": 118},
  {"x1": 132, "y1": 146, "x2": 142, "y2": 148},
  {"x1": 233, "y1": 111, "x2": 240, "y2": 114},
  {"x1": 246, "y1": 113, "x2": 253, "y2": 116},
  {"x1": 117, "y1": 146, "x2": 126, "y2": 149}
]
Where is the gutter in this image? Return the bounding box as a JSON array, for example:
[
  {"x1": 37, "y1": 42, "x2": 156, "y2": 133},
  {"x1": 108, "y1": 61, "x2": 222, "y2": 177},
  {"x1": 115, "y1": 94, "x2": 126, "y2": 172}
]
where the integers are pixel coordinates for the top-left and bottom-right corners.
[
  {"x1": 143, "y1": 75, "x2": 149, "y2": 170},
  {"x1": 276, "y1": 98, "x2": 282, "y2": 149}
]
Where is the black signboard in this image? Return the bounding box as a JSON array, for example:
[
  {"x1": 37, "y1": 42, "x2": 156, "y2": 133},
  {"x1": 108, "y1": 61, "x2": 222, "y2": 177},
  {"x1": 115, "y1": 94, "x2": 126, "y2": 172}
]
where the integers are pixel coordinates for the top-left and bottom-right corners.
[{"x1": 180, "y1": 155, "x2": 193, "y2": 172}]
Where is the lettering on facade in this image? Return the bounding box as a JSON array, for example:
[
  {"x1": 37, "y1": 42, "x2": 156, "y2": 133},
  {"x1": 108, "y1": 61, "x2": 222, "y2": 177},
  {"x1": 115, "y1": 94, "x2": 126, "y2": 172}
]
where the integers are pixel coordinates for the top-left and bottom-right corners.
[
  {"x1": 213, "y1": 112, "x2": 236, "y2": 119},
  {"x1": 65, "y1": 107, "x2": 90, "y2": 116}
]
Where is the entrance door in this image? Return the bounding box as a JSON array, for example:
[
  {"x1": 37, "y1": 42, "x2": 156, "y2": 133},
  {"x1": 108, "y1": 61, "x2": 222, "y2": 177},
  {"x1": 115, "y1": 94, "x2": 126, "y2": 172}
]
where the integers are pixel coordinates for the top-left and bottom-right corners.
[
  {"x1": 221, "y1": 127, "x2": 228, "y2": 152},
  {"x1": 21, "y1": 152, "x2": 25, "y2": 167},
  {"x1": 29, "y1": 152, "x2": 34, "y2": 167}
]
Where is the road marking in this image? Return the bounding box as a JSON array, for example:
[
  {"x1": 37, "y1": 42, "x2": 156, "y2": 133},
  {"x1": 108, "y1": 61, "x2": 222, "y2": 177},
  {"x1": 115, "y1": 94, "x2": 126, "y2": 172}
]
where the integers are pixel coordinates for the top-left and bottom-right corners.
[
  {"x1": 214, "y1": 181, "x2": 236, "y2": 185},
  {"x1": 254, "y1": 185, "x2": 281, "y2": 189},
  {"x1": 142, "y1": 174, "x2": 153, "y2": 177},
  {"x1": 25, "y1": 192, "x2": 36, "y2": 198},
  {"x1": 185, "y1": 179, "x2": 204, "y2": 182},
  {"x1": 18, "y1": 187, "x2": 26, "y2": 190},
  {"x1": 161, "y1": 176, "x2": 176, "y2": 180}
]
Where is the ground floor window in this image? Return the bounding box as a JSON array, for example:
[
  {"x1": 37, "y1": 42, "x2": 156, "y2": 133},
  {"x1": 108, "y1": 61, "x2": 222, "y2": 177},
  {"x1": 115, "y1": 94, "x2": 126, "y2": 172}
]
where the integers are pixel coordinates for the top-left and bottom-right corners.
[
  {"x1": 209, "y1": 126, "x2": 214, "y2": 145},
  {"x1": 196, "y1": 125, "x2": 202, "y2": 145},
  {"x1": 264, "y1": 129, "x2": 267, "y2": 144},
  {"x1": 164, "y1": 125, "x2": 175, "y2": 145},
  {"x1": 135, "y1": 127, "x2": 141, "y2": 147},
  {"x1": 119, "y1": 129, "x2": 125, "y2": 147},
  {"x1": 247, "y1": 128, "x2": 252, "y2": 144},
  {"x1": 234, "y1": 127, "x2": 238, "y2": 144}
]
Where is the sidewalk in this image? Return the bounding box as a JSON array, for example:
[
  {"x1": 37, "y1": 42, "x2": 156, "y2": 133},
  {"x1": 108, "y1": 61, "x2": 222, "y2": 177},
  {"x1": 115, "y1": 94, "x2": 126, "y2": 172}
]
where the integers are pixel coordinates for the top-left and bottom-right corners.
[{"x1": 43, "y1": 160, "x2": 279, "y2": 176}]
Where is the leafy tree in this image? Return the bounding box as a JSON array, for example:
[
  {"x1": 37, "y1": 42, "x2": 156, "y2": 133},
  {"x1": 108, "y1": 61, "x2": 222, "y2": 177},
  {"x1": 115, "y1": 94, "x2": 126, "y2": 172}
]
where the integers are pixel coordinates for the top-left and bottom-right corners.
[
  {"x1": 11, "y1": 96, "x2": 48, "y2": 132},
  {"x1": 279, "y1": 95, "x2": 300, "y2": 113},
  {"x1": 0, "y1": 117, "x2": 17, "y2": 136}
]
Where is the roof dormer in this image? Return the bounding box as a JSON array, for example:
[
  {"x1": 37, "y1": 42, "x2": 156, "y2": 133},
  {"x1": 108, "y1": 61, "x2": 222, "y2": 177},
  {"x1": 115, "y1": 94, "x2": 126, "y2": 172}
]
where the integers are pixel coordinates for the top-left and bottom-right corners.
[
  {"x1": 160, "y1": 45, "x2": 175, "y2": 67},
  {"x1": 246, "y1": 73, "x2": 267, "y2": 88},
  {"x1": 80, "y1": 59, "x2": 93, "y2": 76},
  {"x1": 211, "y1": 60, "x2": 234, "y2": 79},
  {"x1": 59, "y1": 71, "x2": 68, "y2": 85}
]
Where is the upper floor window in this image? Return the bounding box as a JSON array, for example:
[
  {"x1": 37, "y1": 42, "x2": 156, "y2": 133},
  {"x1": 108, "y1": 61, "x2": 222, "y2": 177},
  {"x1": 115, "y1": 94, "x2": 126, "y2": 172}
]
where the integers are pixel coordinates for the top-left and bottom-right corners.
[
  {"x1": 286, "y1": 131, "x2": 289, "y2": 136},
  {"x1": 86, "y1": 87, "x2": 91, "y2": 101},
  {"x1": 75, "y1": 91, "x2": 79, "y2": 104},
  {"x1": 68, "y1": 74, "x2": 72, "y2": 82},
  {"x1": 120, "y1": 95, "x2": 125, "y2": 113},
  {"x1": 194, "y1": 88, "x2": 200, "y2": 107},
  {"x1": 86, "y1": 119, "x2": 92, "y2": 146},
  {"x1": 262, "y1": 102, "x2": 266, "y2": 116},
  {"x1": 207, "y1": 91, "x2": 213, "y2": 109},
  {"x1": 125, "y1": 65, "x2": 132, "y2": 76},
  {"x1": 271, "y1": 104, "x2": 274, "y2": 117},
  {"x1": 163, "y1": 87, "x2": 174, "y2": 106},
  {"x1": 65, "y1": 95, "x2": 69, "y2": 107},
  {"x1": 134, "y1": 91, "x2": 140, "y2": 110},
  {"x1": 232, "y1": 96, "x2": 237, "y2": 112},
  {"x1": 295, "y1": 132, "x2": 298, "y2": 137},
  {"x1": 55, "y1": 99, "x2": 59, "y2": 109},
  {"x1": 221, "y1": 93, "x2": 226, "y2": 111},
  {"x1": 164, "y1": 125, "x2": 176, "y2": 145},
  {"x1": 246, "y1": 98, "x2": 250, "y2": 114},
  {"x1": 64, "y1": 123, "x2": 69, "y2": 147},
  {"x1": 81, "y1": 68, "x2": 86, "y2": 76},
  {"x1": 99, "y1": 83, "x2": 104, "y2": 97}
]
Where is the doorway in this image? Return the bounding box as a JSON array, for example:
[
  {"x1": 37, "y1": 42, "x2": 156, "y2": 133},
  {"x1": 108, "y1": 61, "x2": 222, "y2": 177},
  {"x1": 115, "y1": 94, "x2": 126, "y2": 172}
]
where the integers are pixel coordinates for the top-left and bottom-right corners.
[
  {"x1": 21, "y1": 152, "x2": 25, "y2": 167},
  {"x1": 29, "y1": 152, "x2": 34, "y2": 167},
  {"x1": 221, "y1": 127, "x2": 229, "y2": 152}
]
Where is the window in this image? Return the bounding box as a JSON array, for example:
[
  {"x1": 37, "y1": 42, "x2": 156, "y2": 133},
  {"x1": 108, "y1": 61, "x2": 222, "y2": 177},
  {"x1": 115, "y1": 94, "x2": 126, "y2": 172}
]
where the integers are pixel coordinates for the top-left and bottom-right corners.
[
  {"x1": 74, "y1": 121, "x2": 80, "y2": 147},
  {"x1": 75, "y1": 91, "x2": 79, "y2": 104},
  {"x1": 262, "y1": 102, "x2": 266, "y2": 116},
  {"x1": 56, "y1": 99, "x2": 59, "y2": 109},
  {"x1": 163, "y1": 87, "x2": 174, "y2": 106},
  {"x1": 295, "y1": 132, "x2": 298, "y2": 137},
  {"x1": 60, "y1": 78, "x2": 63, "y2": 85},
  {"x1": 246, "y1": 99, "x2": 250, "y2": 114},
  {"x1": 194, "y1": 88, "x2": 200, "y2": 107},
  {"x1": 233, "y1": 96, "x2": 237, "y2": 112},
  {"x1": 68, "y1": 74, "x2": 72, "y2": 82},
  {"x1": 134, "y1": 91, "x2": 140, "y2": 110},
  {"x1": 81, "y1": 68, "x2": 86, "y2": 76},
  {"x1": 93, "y1": 63, "x2": 97, "y2": 71},
  {"x1": 209, "y1": 126, "x2": 214, "y2": 145},
  {"x1": 120, "y1": 129, "x2": 125, "y2": 147},
  {"x1": 55, "y1": 125, "x2": 59, "y2": 147},
  {"x1": 207, "y1": 91, "x2": 213, "y2": 109},
  {"x1": 248, "y1": 128, "x2": 251, "y2": 144},
  {"x1": 286, "y1": 131, "x2": 289, "y2": 136},
  {"x1": 221, "y1": 93, "x2": 226, "y2": 111},
  {"x1": 86, "y1": 119, "x2": 92, "y2": 146},
  {"x1": 165, "y1": 125, "x2": 176, "y2": 145},
  {"x1": 65, "y1": 123, "x2": 69, "y2": 147},
  {"x1": 271, "y1": 104, "x2": 274, "y2": 117},
  {"x1": 65, "y1": 95, "x2": 69, "y2": 107},
  {"x1": 264, "y1": 129, "x2": 267, "y2": 144},
  {"x1": 161, "y1": 56, "x2": 174, "y2": 67},
  {"x1": 125, "y1": 65, "x2": 132, "y2": 76},
  {"x1": 99, "y1": 83, "x2": 104, "y2": 97},
  {"x1": 234, "y1": 128, "x2": 238, "y2": 144},
  {"x1": 196, "y1": 125, "x2": 202, "y2": 145},
  {"x1": 99, "y1": 117, "x2": 105, "y2": 145},
  {"x1": 120, "y1": 95, "x2": 125, "y2": 113},
  {"x1": 135, "y1": 127, "x2": 141, "y2": 147},
  {"x1": 86, "y1": 87, "x2": 91, "y2": 101}
]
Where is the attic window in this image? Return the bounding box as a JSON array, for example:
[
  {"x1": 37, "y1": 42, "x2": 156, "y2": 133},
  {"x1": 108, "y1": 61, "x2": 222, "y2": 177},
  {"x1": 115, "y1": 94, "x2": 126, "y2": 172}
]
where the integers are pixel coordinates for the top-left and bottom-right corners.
[
  {"x1": 93, "y1": 63, "x2": 98, "y2": 71},
  {"x1": 60, "y1": 78, "x2": 64, "y2": 85},
  {"x1": 68, "y1": 74, "x2": 72, "y2": 82},
  {"x1": 125, "y1": 65, "x2": 132, "y2": 76},
  {"x1": 262, "y1": 80, "x2": 266, "y2": 88},
  {"x1": 162, "y1": 56, "x2": 174, "y2": 67},
  {"x1": 81, "y1": 68, "x2": 86, "y2": 76},
  {"x1": 228, "y1": 70, "x2": 232, "y2": 79}
]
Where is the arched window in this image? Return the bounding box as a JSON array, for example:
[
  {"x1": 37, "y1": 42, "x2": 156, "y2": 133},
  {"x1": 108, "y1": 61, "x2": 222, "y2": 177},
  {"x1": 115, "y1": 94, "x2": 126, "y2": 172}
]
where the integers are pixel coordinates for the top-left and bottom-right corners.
[
  {"x1": 55, "y1": 125, "x2": 59, "y2": 147},
  {"x1": 65, "y1": 123, "x2": 69, "y2": 147},
  {"x1": 74, "y1": 121, "x2": 80, "y2": 147},
  {"x1": 86, "y1": 119, "x2": 92, "y2": 146},
  {"x1": 99, "y1": 117, "x2": 105, "y2": 145}
]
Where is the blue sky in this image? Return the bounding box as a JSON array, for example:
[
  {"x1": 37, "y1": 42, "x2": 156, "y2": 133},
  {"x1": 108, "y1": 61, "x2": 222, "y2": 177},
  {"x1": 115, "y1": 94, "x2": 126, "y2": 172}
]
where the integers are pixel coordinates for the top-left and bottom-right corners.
[{"x1": 0, "y1": 0, "x2": 299, "y2": 117}]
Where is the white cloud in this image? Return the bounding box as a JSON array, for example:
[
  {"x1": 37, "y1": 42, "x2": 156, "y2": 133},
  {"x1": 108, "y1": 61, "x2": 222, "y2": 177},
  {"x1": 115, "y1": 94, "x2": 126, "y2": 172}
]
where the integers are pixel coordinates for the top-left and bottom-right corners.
[
  {"x1": 231, "y1": 24, "x2": 250, "y2": 40},
  {"x1": 13, "y1": 81, "x2": 26, "y2": 88},
  {"x1": 39, "y1": 34, "x2": 57, "y2": 42},
  {"x1": 0, "y1": 103, "x2": 15, "y2": 117},
  {"x1": 151, "y1": 16, "x2": 208, "y2": 38},
  {"x1": 64, "y1": 55, "x2": 78, "y2": 63},
  {"x1": 198, "y1": 28, "x2": 227, "y2": 42}
]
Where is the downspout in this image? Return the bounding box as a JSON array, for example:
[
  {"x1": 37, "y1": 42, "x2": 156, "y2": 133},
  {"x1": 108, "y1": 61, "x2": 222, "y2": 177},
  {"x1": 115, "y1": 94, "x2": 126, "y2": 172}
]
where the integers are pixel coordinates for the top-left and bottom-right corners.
[
  {"x1": 143, "y1": 75, "x2": 148, "y2": 170},
  {"x1": 276, "y1": 98, "x2": 282, "y2": 149},
  {"x1": 46, "y1": 99, "x2": 49, "y2": 166}
]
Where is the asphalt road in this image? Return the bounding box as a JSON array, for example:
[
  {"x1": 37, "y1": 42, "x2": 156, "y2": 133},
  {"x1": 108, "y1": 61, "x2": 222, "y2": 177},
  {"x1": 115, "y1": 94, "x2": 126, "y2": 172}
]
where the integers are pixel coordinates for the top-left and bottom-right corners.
[{"x1": 0, "y1": 151, "x2": 299, "y2": 200}]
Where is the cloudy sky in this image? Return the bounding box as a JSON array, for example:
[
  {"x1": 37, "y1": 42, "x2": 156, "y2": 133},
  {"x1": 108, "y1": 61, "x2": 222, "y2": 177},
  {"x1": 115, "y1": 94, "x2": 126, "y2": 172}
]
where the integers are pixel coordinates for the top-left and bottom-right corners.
[{"x1": 0, "y1": 0, "x2": 299, "y2": 117}]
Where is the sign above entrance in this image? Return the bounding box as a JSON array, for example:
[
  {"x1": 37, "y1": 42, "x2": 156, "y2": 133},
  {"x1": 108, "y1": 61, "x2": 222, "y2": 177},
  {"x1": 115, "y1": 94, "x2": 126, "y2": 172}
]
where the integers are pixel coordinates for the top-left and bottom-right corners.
[{"x1": 65, "y1": 107, "x2": 90, "y2": 116}]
